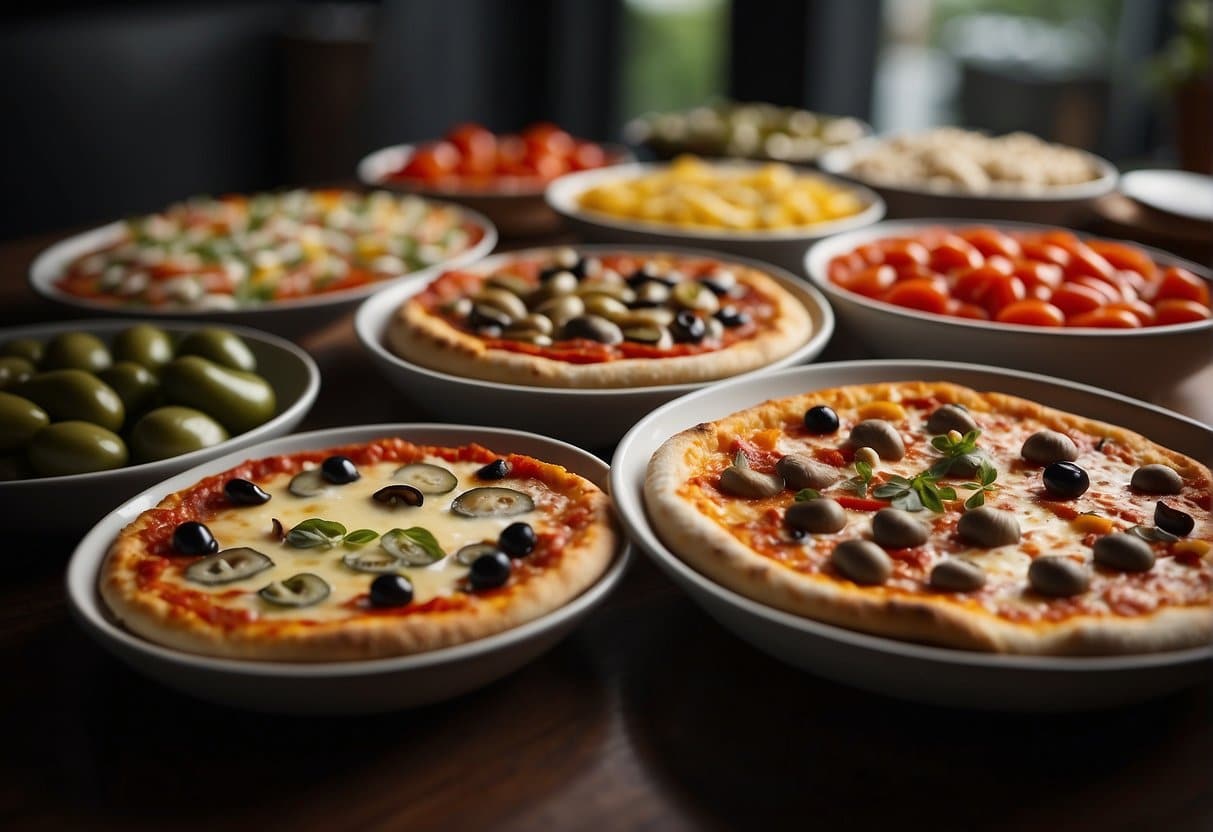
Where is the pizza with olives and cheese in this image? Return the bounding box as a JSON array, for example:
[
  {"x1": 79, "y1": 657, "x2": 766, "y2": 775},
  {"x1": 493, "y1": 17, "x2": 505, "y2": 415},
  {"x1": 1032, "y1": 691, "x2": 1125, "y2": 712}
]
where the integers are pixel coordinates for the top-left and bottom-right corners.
[
  {"x1": 101, "y1": 438, "x2": 617, "y2": 661},
  {"x1": 387, "y1": 248, "x2": 814, "y2": 388},
  {"x1": 644, "y1": 381, "x2": 1213, "y2": 655}
]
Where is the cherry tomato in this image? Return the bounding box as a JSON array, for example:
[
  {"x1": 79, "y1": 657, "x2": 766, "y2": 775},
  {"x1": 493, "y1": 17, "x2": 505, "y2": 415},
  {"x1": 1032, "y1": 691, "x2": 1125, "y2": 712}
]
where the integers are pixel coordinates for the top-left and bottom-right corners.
[
  {"x1": 1070, "y1": 275, "x2": 1122, "y2": 304},
  {"x1": 1106, "y1": 299, "x2": 1157, "y2": 326},
  {"x1": 1050, "y1": 282, "x2": 1107, "y2": 317},
  {"x1": 1064, "y1": 244, "x2": 1116, "y2": 284},
  {"x1": 495, "y1": 135, "x2": 530, "y2": 175},
  {"x1": 1020, "y1": 240, "x2": 1071, "y2": 267},
  {"x1": 1067, "y1": 308, "x2": 1142, "y2": 328},
  {"x1": 928, "y1": 235, "x2": 983, "y2": 273},
  {"x1": 1012, "y1": 260, "x2": 1063, "y2": 299},
  {"x1": 839, "y1": 265, "x2": 896, "y2": 298},
  {"x1": 882, "y1": 278, "x2": 951, "y2": 314},
  {"x1": 878, "y1": 239, "x2": 929, "y2": 268},
  {"x1": 1154, "y1": 299, "x2": 1213, "y2": 326},
  {"x1": 1086, "y1": 240, "x2": 1159, "y2": 280},
  {"x1": 958, "y1": 227, "x2": 1022, "y2": 258},
  {"x1": 1035, "y1": 229, "x2": 1082, "y2": 250},
  {"x1": 855, "y1": 243, "x2": 886, "y2": 266},
  {"x1": 953, "y1": 265, "x2": 1008, "y2": 305},
  {"x1": 523, "y1": 122, "x2": 575, "y2": 158},
  {"x1": 827, "y1": 253, "x2": 863, "y2": 285},
  {"x1": 528, "y1": 153, "x2": 571, "y2": 180},
  {"x1": 975, "y1": 273, "x2": 1026, "y2": 315},
  {"x1": 893, "y1": 263, "x2": 940, "y2": 283},
  {"x1": 995, "y1": 299, "x2": 1066, "y2": 327},
  {"x1": 401, "y1": 141, "x2": 460, "y2": 180},
  {"x1": 1152, "y1": 266, "x2": 1211, "y2": 306},
  {"x1": 446, "y1": 123, "x2": 496, "y2": 175},
  {"x1": 951, "y1": 301, "x2": 989, "y2": 320},
  {"x1": 570, "y1": 142, "x2": 608, "y2": 170}
]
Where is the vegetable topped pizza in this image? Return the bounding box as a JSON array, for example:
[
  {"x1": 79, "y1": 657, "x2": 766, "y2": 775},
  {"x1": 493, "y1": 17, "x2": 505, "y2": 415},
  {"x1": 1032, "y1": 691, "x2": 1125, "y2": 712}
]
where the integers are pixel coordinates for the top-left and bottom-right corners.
[
  {"x1": 387, "y1": 248, "x2": 814, "y2": 387},
  {"x1": 645, "y1": 381, "x2": 1212, "y2": 655}
]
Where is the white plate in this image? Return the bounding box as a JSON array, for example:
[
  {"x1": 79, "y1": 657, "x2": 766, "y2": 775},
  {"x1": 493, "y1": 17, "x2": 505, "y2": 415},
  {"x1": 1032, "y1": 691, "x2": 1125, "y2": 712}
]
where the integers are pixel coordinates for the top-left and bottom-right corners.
[
  {"x1": 29, "y1": 202, "x2": 498, "y2": 338},
  {"x1": 354, "y1": 245, "x2": 835, "y2": 450},
  {"x1": 804, "y1": 219, "x2": 1213, "y2": 399},
  {"x1": 1, "y1": 318, "x2": 319, "y2": 536},
  {"x1": 545, "y1": 162, "x2": 885, "y2": 274},
  {"x1": 1120, "y1": 169, "x2": 1213, "y2": 223},
  {"x1": 65, "y1": 423, "x2": 632, "y2": 714},
  {"x1": 610, "y1": 359, "x2": 1213, "y2": 711}
]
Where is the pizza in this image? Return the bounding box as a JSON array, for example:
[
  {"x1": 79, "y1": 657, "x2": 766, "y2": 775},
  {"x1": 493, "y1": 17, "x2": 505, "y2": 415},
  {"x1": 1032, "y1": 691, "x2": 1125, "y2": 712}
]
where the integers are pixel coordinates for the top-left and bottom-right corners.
[
  {"x1": 645, "y1": 381, "x2": 1212, "y2": 655},
  {"x1": 101, "y1": 438, "x2": 617, "y2": 661},
  {"x1": 387, "y1": 248, "x2": 814, "y2": 387}
]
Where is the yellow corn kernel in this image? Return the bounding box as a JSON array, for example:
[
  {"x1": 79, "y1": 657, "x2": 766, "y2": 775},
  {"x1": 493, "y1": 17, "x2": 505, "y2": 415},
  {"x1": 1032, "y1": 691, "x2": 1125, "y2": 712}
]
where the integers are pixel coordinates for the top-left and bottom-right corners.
[
  {"x1": 858, "y1": 401, "x2": 906, "y2": 421},
  {"x1": 1173, "y1": 539, "x2": 1211, "y2": 558},
  {"x1": 1072, "y1": 514, "x2": 1115, "y2": 535}
]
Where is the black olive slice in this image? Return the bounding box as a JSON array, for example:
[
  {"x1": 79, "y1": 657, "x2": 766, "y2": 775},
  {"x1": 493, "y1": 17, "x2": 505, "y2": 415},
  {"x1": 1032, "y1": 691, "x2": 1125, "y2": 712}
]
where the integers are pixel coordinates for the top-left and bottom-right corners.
[
  {"x1": 224, "y1": 478, "x2": 271, "y2": 506},
  {"x1": 455, "y1": 542, "x2": 501, "y2": 566},
  {"x1": 669, "y1": 310, "x2": 706, "y2": 343},
  {"x1": 185, "y1": 547, "x2": 274, "y2": 585},
  {"x1": 451, "y1": 487, "x2": 535, "y2": 518},
  {"x1": 321, "y1": 456, "x2": 360, "y2": 484},
  {"x1": 370, "y1": 574, "x2": 414, "y2": 607},
  {"x1": 476, "y1": 459, "x2": 511, "y2": 480},
  {"x1": 172, "y1": 521, "x2": 219, "y2": 556},
  {"x1": 803, "y1": 405, "x2": 840, "y2": 434},
  {"x1": 342, "y1": 548, "x2": 402, "y2": 574},
  {"x1": 499, "y1": 522, "x2": 537, "y2": 557},
  {"x1": 288, "y1": 469, "x2": 327, "y2": 497},
  {"x1": 258, "y1": 573, "x2": 330, "y2": 607},
  {"x1": 1154, "y1": 502, "x2": 1195, "y2": 537},
  {"x1": 373, "y1": 484, "x2": 424, "y2": 508},
  {"x1": 469, "y1": 551, "x2": 512, "y2": 590},
  {"x1": 714, "y1": 306, "x2": 750, "y2": 327},
  {"x1": 393, "y1": 462, "x2": 458, "y2": 494}
]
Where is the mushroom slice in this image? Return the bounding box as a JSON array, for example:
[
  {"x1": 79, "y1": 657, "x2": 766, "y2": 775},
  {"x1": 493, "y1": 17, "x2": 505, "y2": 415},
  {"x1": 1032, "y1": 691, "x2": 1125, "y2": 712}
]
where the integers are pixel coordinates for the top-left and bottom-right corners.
[
  {"x1": 258, "y1": 573, "x2": 330, "y2": 607},
  {"x1": 393, "y1": 462, "x2": 459, "y2": 494},
  {"x1": 451, "y1": 487, "x2": 535, "y2": 518},
  {"x1": 288, "y1": 468, "x2": 327, "y2": 498}
]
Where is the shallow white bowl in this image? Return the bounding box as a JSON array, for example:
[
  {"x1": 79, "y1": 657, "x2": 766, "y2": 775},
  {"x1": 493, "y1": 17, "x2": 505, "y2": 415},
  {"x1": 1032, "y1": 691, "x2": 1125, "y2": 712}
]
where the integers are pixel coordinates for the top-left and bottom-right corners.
[
  {"x1": 1, "y1": 318, "x2": 319, "y2": 536},
  {"x1": 611, "y1": 359, "x2": 1213, "y2": 712},
  {"x1": 65, "y1": 423, "x2": 632, "y2": 714},
  {"x1": 359, "y1": 142, "x2": 633, "y2": 237},
  {"x1": 805, "y1": 219, "x2": 1213, "y2": 399},
  {"x1": 29, "y1": 202, "x2": 498, "y2": 338},
  {"x1": 818, "y1": 136, "x2": 1118, "y2": 225},
  {"x1": 1120, "y1": 169, "x2": 1213, "y2": 223},
  {"x1": 544, "y1": 162, "x2": 885, "y2": 275},
  {"x1": 354, "y1": 245, "x2": 836, "y2": 450}
]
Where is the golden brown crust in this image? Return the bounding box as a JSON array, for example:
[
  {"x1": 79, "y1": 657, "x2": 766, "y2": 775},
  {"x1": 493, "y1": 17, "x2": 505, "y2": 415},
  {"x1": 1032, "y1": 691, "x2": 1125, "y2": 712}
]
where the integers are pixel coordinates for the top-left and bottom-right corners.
[
  {"x1": 645, "y1": 381, "x2": 1213, "y2": 656},
  {"x1": 387, "y1": 256, "x2": 813, "y2": 388},
  {"x1": 101, "y1": 450, "x2": 618, "y2": 662}
]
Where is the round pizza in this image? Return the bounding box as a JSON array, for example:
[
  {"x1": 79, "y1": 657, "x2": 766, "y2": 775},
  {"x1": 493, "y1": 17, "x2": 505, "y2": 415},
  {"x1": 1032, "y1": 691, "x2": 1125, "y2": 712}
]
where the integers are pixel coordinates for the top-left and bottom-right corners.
[
  {"x1": 645, "y1": 381, "x2": 1212, "y2": 655},
  {"x1": 101, "y1": 438, "x2": 617, "y2": 661},
  {"x1": 386, "y1": 247, "x2": 814, "y2": 387}
]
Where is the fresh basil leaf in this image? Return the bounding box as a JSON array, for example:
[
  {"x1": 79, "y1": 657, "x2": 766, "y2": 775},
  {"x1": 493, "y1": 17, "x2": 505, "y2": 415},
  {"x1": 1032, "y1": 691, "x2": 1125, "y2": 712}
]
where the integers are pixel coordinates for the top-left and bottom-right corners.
[
  {"x1": 343, "y1": 529, "x2": 380, "y2": 548},
  {"x1": 892, "y1": 492, "x2": 924, "y2": 512},
  {"x1": 937, "y1": 486, "x2": 958, "y2": 501},
  {"x1": 965, "y1": 491, "x2": 985, "y2": 509},
  {"x1": 887, "y1": 474, "x2": 912, "y2": 487},
  {"x1": 854, "y1": 461, "x2": 873, "y2": 479},
  {"x1": 382, "y1": 526, "x2": 446, "y2": 565},
  {"x1": 873, "y1": 483, "x2": 906, "y2": 499},
  {"x1": 920, "y1": 487, "x2": 943, "y2": 513},
  {"x1": 930, "y1": 435, "x2": 951, "y2": 452},
  {"x1": 285, "y1": 518, "x2": 347, "y2": 549},
  {"x1": 927, "y1": 458, "x2": 955, "y2": 479},
  {"x1": 979, "y1": 461, "x2": 998, "y2": 486},
  {"x1": 794, "y1": 488, "x2": 821, "y2": 502}
]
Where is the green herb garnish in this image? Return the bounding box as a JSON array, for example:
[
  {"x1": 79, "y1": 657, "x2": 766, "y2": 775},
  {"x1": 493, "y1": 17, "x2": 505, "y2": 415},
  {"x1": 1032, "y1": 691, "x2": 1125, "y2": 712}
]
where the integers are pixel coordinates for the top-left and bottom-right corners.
[
  {"x1": 285, "y1": 518, "x2": 348, "y2": 549},
  {"x1": 381, "y1": 527, "x2": 446, "y2": 565},
  {"x1": 959, "y1": 461, "x2": 999, "y2": 509},
  {"x1": 843, "y1": 460, "x2": 875, "y2": 497},
  {"x1": 342, "y1": 529, "x2": 380, "y2": 548}
]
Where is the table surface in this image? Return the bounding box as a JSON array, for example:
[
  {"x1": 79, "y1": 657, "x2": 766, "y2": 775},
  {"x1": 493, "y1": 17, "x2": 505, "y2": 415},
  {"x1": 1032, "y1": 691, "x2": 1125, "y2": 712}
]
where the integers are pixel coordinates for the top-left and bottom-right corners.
[{"x1": 1, "y1": 219, "x2": 1210, "y2": 831}]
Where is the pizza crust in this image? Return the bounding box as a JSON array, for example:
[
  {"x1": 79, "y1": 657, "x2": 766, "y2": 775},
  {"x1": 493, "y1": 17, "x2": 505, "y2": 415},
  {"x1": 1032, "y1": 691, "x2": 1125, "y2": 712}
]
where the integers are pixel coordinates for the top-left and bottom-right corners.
[
  {"x1": 387, "y1": 258, "x2": 813, "y2": 388},
  {"x1": 101, "y1": 448, "x2": 619, "y2": 662},
  {"x1": 645, "y1": 381, "x2": 1213, "y2": 656}
]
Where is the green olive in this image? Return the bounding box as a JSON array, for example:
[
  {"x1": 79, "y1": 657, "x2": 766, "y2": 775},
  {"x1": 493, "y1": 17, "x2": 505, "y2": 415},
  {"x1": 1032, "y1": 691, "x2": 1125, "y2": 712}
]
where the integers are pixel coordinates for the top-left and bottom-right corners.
[
  {"x1": 175, "y1": 328, "x2": 257, "y2": 372},
  {"x1": 1, "y1": 337, "x2": 43, "y2": 364},
  {"x1": 0, "y1": 391, "x2": 50, "y2": 452},
  {"x1": 129, "y1": 406, "x2": 229, "y2": 463},
  {"x1": 17, "y1": 370, "x2": 125, "y2": 431},
  {"x1": 39, "y1": 332, "x2": 113, "y2": 373},
  {"x1": 27, "y1": 421, "x2": 128, "y2": 476},
  {"x1": 112, "y1": 324, "x2": 174, "y2": 371},
  {"x1": 97, "y1": 362, "x2": 161, "y2": 419},
  {"x1": 0, "y1": 356, "x2": 35, "y2": 390},
  {"x1": 159, "y1": 356, "x2": 275, "y2": 434}
]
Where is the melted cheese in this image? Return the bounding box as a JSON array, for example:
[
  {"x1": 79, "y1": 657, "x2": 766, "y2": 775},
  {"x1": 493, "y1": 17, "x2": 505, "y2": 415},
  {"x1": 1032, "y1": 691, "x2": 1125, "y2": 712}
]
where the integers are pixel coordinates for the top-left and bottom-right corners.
[{"x1": 164, "y1": 460, "x2": 542, "y2": 621}]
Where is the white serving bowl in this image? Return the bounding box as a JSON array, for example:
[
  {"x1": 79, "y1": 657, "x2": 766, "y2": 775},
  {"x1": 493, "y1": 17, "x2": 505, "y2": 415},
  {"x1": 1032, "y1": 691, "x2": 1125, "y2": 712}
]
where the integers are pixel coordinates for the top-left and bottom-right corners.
[
  {"x1": 818, "y1": 136, "x2": 1118, "y2": 225},
  {"x1": 29, "y1": 202, "x2": 498, "y2": 339},
  {"x1": 65, "y1": 423, "x2": 632, "y2": 714},
  {"x1": 1, "y1": 318, "x2": 319, "y2": 536},
  {"x1": 354, "y1": 245, "x2": 836, "y2": 450},
  {"x1": 805, "y1": 219, "x2": 1213, "y2": 399},
  {"x1": 611, "y1": 359, "x2": 1213, "y2": 712},
  {"x1": 544, "y1": 162, "x2": 885, "y2": 274},
  {"x1": 358, "y1": 142, "x2": 634, "y2": 238}
]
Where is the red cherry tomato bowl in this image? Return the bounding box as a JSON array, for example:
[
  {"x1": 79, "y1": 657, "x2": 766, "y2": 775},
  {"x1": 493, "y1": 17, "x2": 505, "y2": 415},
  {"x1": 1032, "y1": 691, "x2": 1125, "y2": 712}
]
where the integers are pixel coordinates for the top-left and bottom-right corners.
[
  {"x1": 358, "y1": 141, "x2": 634, "y2": 238},
  {"x1": 805, "y1": 219, "x2": 1213, "y2": 398}
]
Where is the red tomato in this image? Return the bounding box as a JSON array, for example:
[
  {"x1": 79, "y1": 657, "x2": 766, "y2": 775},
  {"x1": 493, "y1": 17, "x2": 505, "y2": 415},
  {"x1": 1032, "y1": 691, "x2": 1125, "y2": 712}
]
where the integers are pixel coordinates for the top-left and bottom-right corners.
[
  {"x1": 928, "y1": 235, "x2": 983, "y2": 273},
  {"x1": 401, "y1": 141, "x2": 460, "y2": 180},
  {"x1": 446, "y1": 123, "x2": 496, "y2": 175},
  {"x1": 1154, "y1": 298, "x2": 1213, "y2": 325},
  {"x1": 995, "y1": 299, "x2": 1066, "y2": 327},
  {"x1": 1062, "y1": 243, "x2": 1116, "y2": 282},
  {"x1": 839, "y1": 265, "x2": 896, "y2": 298},
  {"x1": 528, "y1": 153, "x2": 571, "y2": 180},
  {"x1": 893, "y1": 263, "x2": 940, "y2": 283},
  {"x1": 1115, "y1": 268, "x2": 1150, "y2": 296},
  {"x1": 1106, "y1": 299, "x2": 1157, "y2": 326},
  {"x1": 975, "y1": 273, "x2": 1026, "y2": 315},
  {"x1": 523, "y1": 122, "x2": 576, "y2": 158},
  {"x1": 1151, "y1": 266, "x2": 1211, "y2": 306},
  {"x1": 570, "y1": 142, "x2": 608, "y2": 170},
  {"x1": 959, "y1": 227, "x2": 1022, "y2": 258},
  {"x1": 882, "y1": 278, "x2": 951, "y2": 314},
  {"x1": 953, "y1": 265, "x2": 1008, "y2": 305},
  {"x1": 1067, "y1": 308, "x2": 1142, "y2": 328},
  {"x1": 1012, "y1": 260, "x2": 1063, "y2": 299},
  {"x1": 495, "y1": 135, "x2": 530, "y2": 175},
  {"x1": 878, "y1": 239, "x2": 929, "y2": 268},
  {"x1": 1035, "y1": 229, "x2": 1082, "y2": 250},
  {"x1": 951, "y1": 301, "x2": 989, "y2": 320},
  {"x1": 1020, "y1": 240, "x2": 1071, "y2": 267},
  {"x1": 1070, "y1": 275, "x2": 1122, "y2": 304},
  {"x1": 1087, "y1": 240, "x2": 1159, "y2": 280},
  {"x1": 1050, "y1": 282, "x2": 1107, "y2": 317},
  {"x1": 855, "y1": 243, "x2": 886, "y2": 266},
  {"x1": 827, "y1": 253, "x2": 863, "y2": 284}
]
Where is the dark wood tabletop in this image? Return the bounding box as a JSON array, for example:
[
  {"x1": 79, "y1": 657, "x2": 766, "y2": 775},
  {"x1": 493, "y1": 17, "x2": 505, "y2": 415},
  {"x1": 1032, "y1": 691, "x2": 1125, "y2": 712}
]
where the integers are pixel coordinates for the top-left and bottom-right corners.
[{"x1": 1, "y1": 222, "x2": 1210, "y2": 832}]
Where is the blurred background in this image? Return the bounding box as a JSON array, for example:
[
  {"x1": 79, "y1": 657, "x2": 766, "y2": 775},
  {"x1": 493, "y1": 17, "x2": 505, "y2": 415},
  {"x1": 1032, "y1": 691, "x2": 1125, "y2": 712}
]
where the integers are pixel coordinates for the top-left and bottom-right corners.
[{"x1": 2, "y1": 0, "x2": 1208, "y2": 238}]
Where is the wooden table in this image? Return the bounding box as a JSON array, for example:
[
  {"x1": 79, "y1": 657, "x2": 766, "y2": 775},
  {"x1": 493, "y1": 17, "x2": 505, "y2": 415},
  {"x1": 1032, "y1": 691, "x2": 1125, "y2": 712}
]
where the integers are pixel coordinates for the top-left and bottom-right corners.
[{"x1": 1, "y1": 227, "x2": 1210, "y2": 832}]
